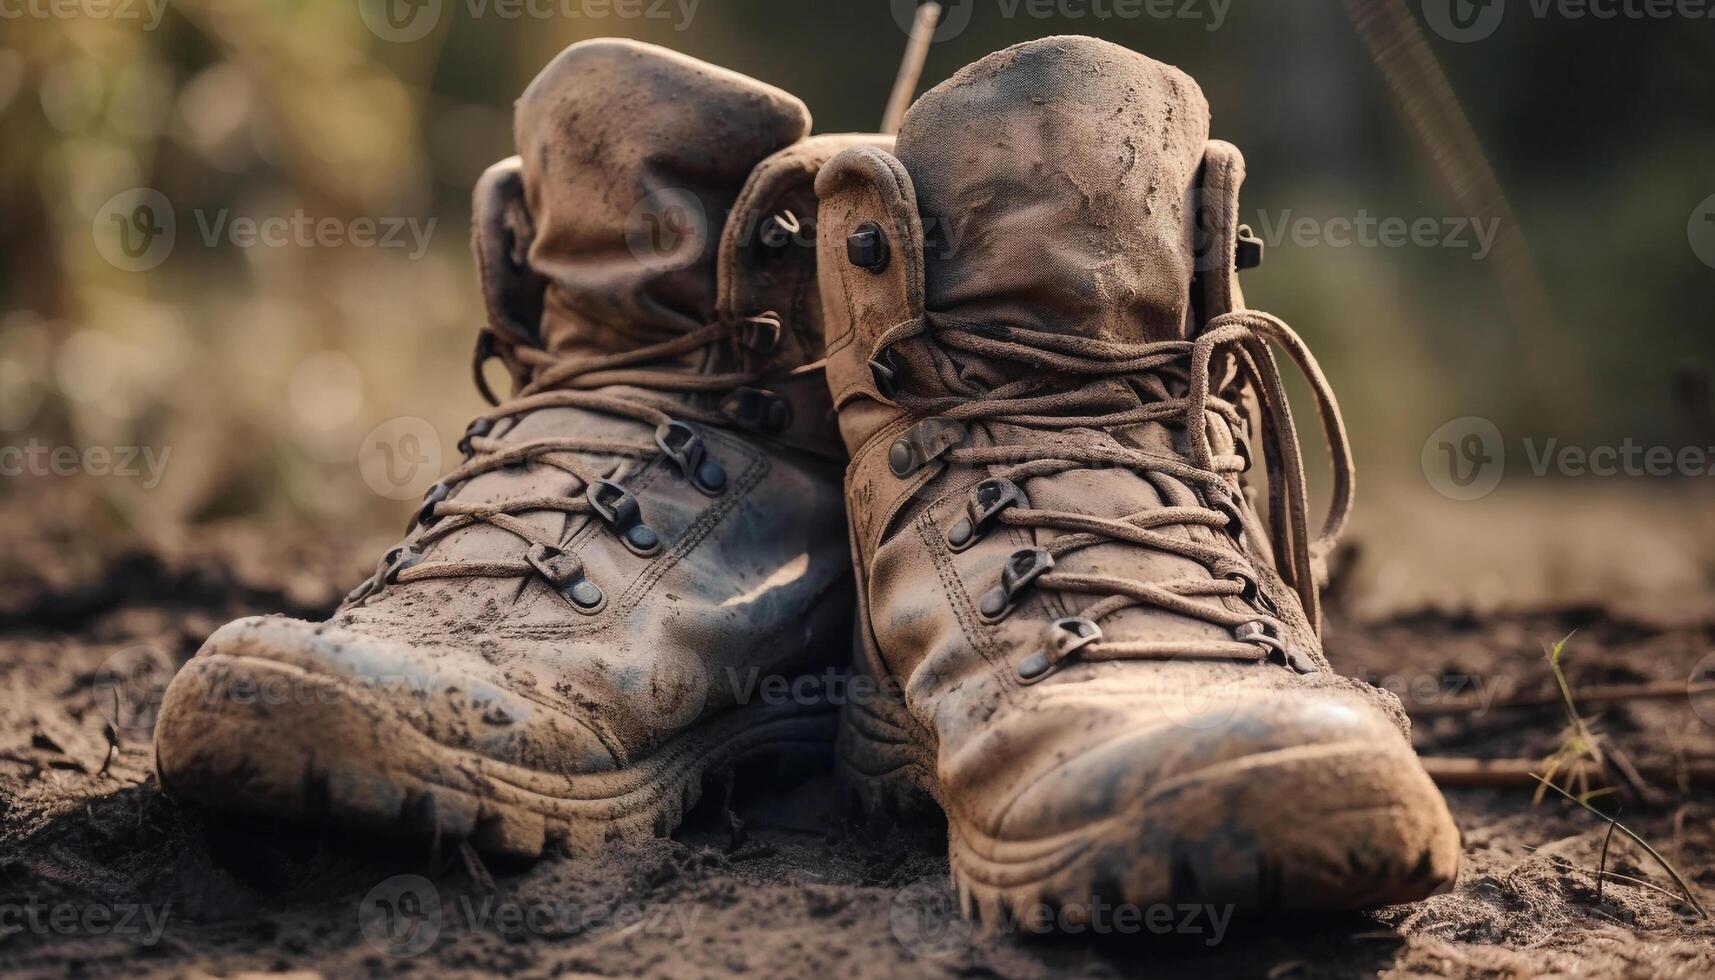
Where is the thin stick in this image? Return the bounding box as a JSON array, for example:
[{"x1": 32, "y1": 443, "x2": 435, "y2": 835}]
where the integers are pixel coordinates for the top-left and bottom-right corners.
[
  {"x1": 1596, "y1": 816, "x2": 1618, "y2": 905},
  {"x1": 1422, "y1": 756, "x2": 1715, "y2": 787},
  {"x1": 882, "y1": 2, "x2": 941, "y2": 136},
  {"x1": 1408, "y1": 679, "x2": 1715, "y2": 718}
]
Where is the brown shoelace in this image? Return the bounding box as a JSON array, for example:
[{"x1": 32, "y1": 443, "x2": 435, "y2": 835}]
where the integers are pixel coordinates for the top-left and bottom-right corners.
[
  {"x1": 871, "y1": 309, "x2": 1354, "y2": 679},
  {"x1": 342, "y1": 320, "x2": 787, "y2": 612}
]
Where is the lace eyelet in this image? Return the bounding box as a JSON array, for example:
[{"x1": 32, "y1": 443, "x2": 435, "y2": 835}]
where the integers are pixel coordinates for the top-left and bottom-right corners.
[
  {"x1": 946, "y1": 477, "x2": 1028, "y2": 551},
  {"x1": 1215, "y1": 563, "x2": 1260, "y2": 604},
  {"x1": 345, "y1": 544, "x2": 423, "y2": 606},
  {"x1": 526, "y1": 542, "x2": 605, "y2": 613},
  {"x1": 1234, "y1": 620, "x2": 1318, "y2": 674},
  {"x1": 587, "y1": 479, "x2": 662, "y2": 557},
  {"x1": 888, "y1": 417, "x2": 968, "y2": 479},
  {"x1": 847, "y1": 222, "x2": 889, "y2": 272},
  {"x1": 459, "y1": 417, "x2": 495, "y2": 456},
  {"x1": 655, "y1": 420, "x2": 726, "y2": 495},
  {"x1": 720, "y1": 387, "x2": 793, "y2": 435},
  {"x1": 1016, "y1": 616, "x2": 1101, "y2": 684},
  {"x1": 411, "y1": 482, "x2": 450, "y2": 531},
  {"x1": 868, "y1": 348, "x2": 902, "y2": 400},
  {"x1": 381, "y1": 545, "x2": 423, "y2": 583},
  {"x1": 737, "y1": 313, "x2": 782, "y2": 354},
  {"x1": 979, "y1": 547, "x2": 1054, "y2": 623},
  {"x1": 1209, "y1": 487, "x2": 1247, "y2": 538}
]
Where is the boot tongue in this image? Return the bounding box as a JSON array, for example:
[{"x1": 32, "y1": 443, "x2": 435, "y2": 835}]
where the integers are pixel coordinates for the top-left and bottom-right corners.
[
  {"x1": 514, "y1": 39, "x2": 811, "y2": 356},
  {"x1": 895, "y1": 36, "x2": 1211, "y2": 347}
]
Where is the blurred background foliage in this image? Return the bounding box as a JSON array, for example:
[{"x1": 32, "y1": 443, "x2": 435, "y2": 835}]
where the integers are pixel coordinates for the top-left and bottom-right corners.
[{"x1": 1, "y1": 1, "x2": 1712, "y2": 612}]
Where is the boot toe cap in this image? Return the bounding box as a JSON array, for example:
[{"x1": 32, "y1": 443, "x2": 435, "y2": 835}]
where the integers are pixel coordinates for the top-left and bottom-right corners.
[{"x1": 948, "y1": 688, "x2": 1460, "y2": 910}]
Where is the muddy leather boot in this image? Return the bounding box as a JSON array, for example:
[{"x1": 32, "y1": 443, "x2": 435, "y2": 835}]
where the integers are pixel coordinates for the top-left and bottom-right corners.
[
  {"x1": 155, "y1": 40, "x2": 887, "y2": 857},
  {"x1": 817, "y1": 36, "x2": 1459, "y2": 920}
]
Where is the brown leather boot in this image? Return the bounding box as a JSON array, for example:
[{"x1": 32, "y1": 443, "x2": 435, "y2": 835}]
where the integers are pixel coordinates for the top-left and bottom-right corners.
[
  {"x1": 155, "y1": 39, "x2": 886, "y2": 857},
  {"x1": 817, "y1": 36, "x2": 1459, "y2": 921}
]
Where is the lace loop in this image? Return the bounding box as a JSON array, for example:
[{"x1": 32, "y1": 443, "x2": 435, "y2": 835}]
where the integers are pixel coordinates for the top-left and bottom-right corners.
[
  {"x1": 882, "y1": 308, "x2": 1352, "y2": 674},
  {"x1": 343, "y1": 317, "x2": 787, "y2": 609}
]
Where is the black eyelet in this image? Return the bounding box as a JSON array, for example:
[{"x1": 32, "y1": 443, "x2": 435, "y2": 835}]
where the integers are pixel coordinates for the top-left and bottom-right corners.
[
  {"x1": 587, "y1": 479, "x2": 662, "y2": 556},
  {"x1": 1234, "y1": 620, "x2": 1318, "y2": 674},
  {"x1": 411, "y1": 482, "x2": 451, "y2": 531},
  {"x1": 978, "y1": 547, "x2": 1054, "y2": 623},
  {"x1": 459, "y1": 417, "x2": 495, "y2": 456},
  {"x1": 737, "y1": 313, "x2": 783, "y2": 354},
  {"x1": 1236, "y1": 224, "x2": 1265, "y2": 271},
  {"x1": 343, "y1": 545, "x2": 422, "y2": 607},
  {"x1": 381, "y1": 544, "x2": 422, "y2": 583},
  {"x1": 526, "y1": 542, "x2": 604, "y2": 613},
  {"x1": 869, "y1": 348, "x2": 902, "y2": 400},
  {"x1": 888, "y1": 417, "x2": 968, "y2": 479},
  {"x1": 655, "y1": 420, "x2": 726, "y2": 495},
  {"x1": 720, "y1": 387, "x2": 793, "y2": 435},
  {"x1": 1016, "y1": 616, "x2": 1102, "y2": 684},
  {"x1": 946, "y1": 477, "x2": 1028, "y2": 551},
  {"x1": 847, "y1": 222, "x2": 889, "y2": 272},
  {"x1": 1212, "y1": 560, "x2": 1260, "y2": 603},
  {"x1": 1209, "y1": 487, "x2": 1247, "y2": 538}
]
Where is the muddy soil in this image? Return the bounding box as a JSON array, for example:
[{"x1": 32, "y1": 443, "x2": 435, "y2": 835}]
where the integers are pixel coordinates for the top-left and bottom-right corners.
[{"x1": 2, "y1": 498, "x2": 1713, "y2": 978}]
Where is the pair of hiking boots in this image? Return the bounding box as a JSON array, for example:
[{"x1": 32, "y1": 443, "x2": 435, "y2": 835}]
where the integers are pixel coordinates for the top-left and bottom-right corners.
[{"x1": 155, "y1": 36, "x2": 1460, "y2": 919}]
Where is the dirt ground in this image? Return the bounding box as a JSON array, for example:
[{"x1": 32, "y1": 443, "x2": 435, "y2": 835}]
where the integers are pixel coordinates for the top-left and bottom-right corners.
[{"x1": 3, "y1": 496, "x2": 1714, "y2": 979}]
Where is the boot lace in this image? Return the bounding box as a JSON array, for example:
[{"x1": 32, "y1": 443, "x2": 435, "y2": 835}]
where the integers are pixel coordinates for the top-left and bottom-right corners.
[
  {"x1": 871, "y1": 309, "x2": 1354, "y2": 681},
  {"x1": 342, "y1": 317, "x2": 796, "y2": 612}
]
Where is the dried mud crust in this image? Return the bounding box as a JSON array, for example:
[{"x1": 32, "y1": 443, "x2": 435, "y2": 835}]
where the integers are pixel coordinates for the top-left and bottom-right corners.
[{"x1": 2, "y1": 511, "x2": 1714, "y2": 978}]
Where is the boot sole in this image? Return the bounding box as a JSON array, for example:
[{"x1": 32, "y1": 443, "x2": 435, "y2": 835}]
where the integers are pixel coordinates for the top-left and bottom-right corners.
[
  {"x1": 839, "y1": 689, "x2": 1461, "y2": 926},
  {"x1": 155, "y1": 653, "x2": 835, "y2": 858}
]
